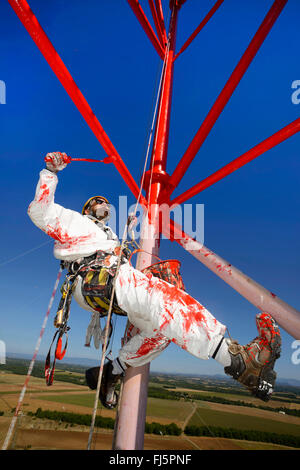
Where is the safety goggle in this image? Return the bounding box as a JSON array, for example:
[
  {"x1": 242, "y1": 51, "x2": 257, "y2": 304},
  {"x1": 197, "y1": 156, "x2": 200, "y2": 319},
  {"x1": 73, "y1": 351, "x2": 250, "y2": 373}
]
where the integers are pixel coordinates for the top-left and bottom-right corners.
[{"x1": 90, "y1": 197, "x2": 108, "y2": 206}]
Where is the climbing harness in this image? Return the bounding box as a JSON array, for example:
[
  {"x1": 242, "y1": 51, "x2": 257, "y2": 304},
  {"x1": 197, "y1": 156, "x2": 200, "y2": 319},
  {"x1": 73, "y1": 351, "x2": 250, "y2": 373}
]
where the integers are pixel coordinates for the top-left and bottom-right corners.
[
  {"x1": 79, "y1": 249, "x2": 128, "y2": 317},
  {"x1": 44, "y1": 242, "x2": 137, "y2": 386}
]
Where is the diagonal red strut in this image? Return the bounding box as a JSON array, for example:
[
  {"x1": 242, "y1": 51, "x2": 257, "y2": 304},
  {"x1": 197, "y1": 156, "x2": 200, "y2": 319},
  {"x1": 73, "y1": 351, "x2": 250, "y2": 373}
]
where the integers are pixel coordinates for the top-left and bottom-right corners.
[
  {"x1": 169, "y1": 0, "x2": 288, "y2": 191},
  {"x1": 127, "y1": 0, "x2": 165, "y2": 60},
  {"x1": 8, "y1": 0, "x2": 146, "y2": 206},
  {"x1": 148, "y1": 0, "x2": 166, "y2": 48},
  {"x1": 174, "y1": 0, "x2": 224, "y2": 61},
  {"x1": 171, "y1": 117, "x2": 300, "y2": 206},
  {"x1": 155, "y1": 0, "x2": 167, "y2": 44}
]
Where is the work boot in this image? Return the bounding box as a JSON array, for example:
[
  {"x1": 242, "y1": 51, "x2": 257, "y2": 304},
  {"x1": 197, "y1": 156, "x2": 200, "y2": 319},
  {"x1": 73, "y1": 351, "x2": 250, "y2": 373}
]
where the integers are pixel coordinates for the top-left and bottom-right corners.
[
  {"x1": 224, "y1": 313, "x2": 281, "y2": 402},
  {"x1": 85, "y1": 361, "x2": 122, "y2": 409}
]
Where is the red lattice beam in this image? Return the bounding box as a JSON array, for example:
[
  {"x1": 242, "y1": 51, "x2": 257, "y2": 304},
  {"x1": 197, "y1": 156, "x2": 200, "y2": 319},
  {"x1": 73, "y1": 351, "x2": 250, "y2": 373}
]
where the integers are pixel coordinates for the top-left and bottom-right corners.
[
  {"x1": 171, "y1": 117, "x2": 300, "y2": 206},
  {"x1": 169, "y1": 0, "x2": 288, "y2": 191}
]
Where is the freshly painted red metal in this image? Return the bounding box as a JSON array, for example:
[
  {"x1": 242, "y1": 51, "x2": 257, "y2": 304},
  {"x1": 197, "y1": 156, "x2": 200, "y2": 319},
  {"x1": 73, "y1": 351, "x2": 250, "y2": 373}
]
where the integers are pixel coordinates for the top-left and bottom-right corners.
[
  {"x1": 148, "y1": 0, "x2": 166, "y2": 47},
  {"x1": 127, "y1": 0, "x2": 165, "y2": 59},
  {"x1": 171, "y1": 117, "x2": 300, "y2": 206},
  {"x1": 155, "y1": 0, "x2": 167, "y2": 44},
  {"x1": 147, "y1": 4, "x2": 179, "y2": 211},
  {"x1": 69, "y1": 157, "x2": 113, "y2": 164},
  {"x1": 8, "y1": 0, "x2": 145, "y2": 206},
  {"x1": 114, "y1": 2, "x2": 180, "y2": 450},
  {"x1": 169, "y1": 0, "x2": 288, "y2": 190},
  {"x1": 162, "y1": 219, "x2": 300, "y2": 340},
  {"x1": 174, "y1": 0, "x2": 224, "y2": 60}
]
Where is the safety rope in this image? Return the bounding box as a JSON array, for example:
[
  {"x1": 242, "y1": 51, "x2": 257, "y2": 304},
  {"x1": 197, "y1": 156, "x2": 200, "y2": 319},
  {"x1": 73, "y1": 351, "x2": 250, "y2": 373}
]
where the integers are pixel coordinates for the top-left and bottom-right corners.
[
  {"x1": 0, "y1": 240, "x2": 51, "y2": 268},
  {"x1": 2, "y1": 266, "x2": 63, "y2": 450}
]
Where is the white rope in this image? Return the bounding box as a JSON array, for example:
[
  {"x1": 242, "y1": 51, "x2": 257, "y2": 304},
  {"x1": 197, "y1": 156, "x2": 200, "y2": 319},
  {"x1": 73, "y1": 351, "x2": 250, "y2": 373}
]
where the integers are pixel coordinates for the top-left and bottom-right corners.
[
  {"x1": 0, "y1": 240, "x2": 51, "y2": 267},
  {"x1": 2, "y1": 266, "x2": 63, "y2": 450}
]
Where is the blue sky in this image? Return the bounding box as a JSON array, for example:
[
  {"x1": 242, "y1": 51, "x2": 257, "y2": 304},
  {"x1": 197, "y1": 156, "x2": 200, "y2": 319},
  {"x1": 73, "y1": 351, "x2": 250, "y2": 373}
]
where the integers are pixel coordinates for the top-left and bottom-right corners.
[{"x1": 0, "y1": 0, "x2": 299, "y2": 380}]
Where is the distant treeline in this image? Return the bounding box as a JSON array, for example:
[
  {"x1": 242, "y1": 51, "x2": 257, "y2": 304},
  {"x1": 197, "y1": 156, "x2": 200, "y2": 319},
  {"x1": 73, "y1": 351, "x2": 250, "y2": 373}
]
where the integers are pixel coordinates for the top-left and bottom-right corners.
[
  {"x1": 28, "y1": 408, "x2": 181, "y2": 436},
  {"x1": 150, "y1": 376, "x2": 300, "y2": 402},
  {"x1": 145, "y1": 422, "x2": 181, "y2": 436},
  {"x1": 184, "y1": 425, "x2": 300, "y2": 449},
  {"x1": 4, "y1": 359, "x2": 300, "y2": 401},
  {"x1": 148, "y1": 387, "x2": 181, "y2": 400},
  {"x1": 3, "y1": 358, "x2": 299, "y2": 416},
  {"x1": 147, "y1": 387, "x2": 300, "y2": 417},
  {"x1": 27, "y1": 408, "x2": 300, "y2": 447},
  {"x1": 29, "y1": 408, "x2": 115, "y2": 429},
  {"x1": 2, "y1": 359, "x2": 85, "y2": 386},
  {"x1": 185, "y1": 393, "x2": 300, "y2": 417}
]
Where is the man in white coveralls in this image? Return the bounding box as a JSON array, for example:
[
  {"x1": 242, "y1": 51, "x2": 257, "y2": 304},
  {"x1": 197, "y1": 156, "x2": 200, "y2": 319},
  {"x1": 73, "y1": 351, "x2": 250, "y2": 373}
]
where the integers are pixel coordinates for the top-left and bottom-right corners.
[{"x1": 28, "y1": 152, "x2": 281, "y2": 408}]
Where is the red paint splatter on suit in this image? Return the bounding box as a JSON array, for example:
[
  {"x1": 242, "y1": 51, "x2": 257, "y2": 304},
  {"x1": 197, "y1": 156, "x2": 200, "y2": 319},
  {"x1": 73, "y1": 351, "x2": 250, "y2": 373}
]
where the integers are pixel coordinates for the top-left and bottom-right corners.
[
  {"x1": 160, "y1": 306, "x2": 174, "y2": 330},
  {"x1": 131, "y1": 334, "x2": 170, "y2": 359},
  {"x1": 38, "y1": 184, "x2": 50, "y2": 203},
  {"x1": 128, "y1": 270, "x2": 212, "y2": 342},
  {"x1": 156, "y1": 280, "x2": 211, "y2": 339},
  {"x1": 46, "y1": 219, "x2": 93, "y2": 249}
]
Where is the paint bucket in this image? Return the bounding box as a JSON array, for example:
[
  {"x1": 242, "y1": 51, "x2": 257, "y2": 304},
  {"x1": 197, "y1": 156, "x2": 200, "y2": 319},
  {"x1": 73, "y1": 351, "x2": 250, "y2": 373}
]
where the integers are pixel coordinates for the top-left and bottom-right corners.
[{"x1": 142, "y1": 259, "x2": 185, "y2": 290}]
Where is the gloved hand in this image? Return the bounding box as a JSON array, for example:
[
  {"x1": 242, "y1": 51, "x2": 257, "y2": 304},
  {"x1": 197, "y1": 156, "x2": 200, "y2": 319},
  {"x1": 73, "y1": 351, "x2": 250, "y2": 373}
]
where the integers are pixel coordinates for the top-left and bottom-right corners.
[{"x1": 45, "y1": 152, "x2": 71, "y2": 173}]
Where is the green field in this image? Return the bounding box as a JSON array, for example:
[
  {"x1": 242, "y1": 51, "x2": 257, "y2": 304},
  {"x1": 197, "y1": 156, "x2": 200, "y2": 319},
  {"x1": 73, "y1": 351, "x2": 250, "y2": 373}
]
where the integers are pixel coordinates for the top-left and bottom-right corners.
[
  {"x1": 188, "y1": 406, "x2": 300, "y2": 437},
  {"x1": 32, "y1": 393, "x2": 193, "y2": 423},
  {"x1": 33, "y1": 393, "x2": 97, "y2": 409},
  {"x1": 146, "y1": 398, "x2": 193, "y2": 422},
  {"x1": 2, "y1": 361, "x2": 300, "y2": 450}
]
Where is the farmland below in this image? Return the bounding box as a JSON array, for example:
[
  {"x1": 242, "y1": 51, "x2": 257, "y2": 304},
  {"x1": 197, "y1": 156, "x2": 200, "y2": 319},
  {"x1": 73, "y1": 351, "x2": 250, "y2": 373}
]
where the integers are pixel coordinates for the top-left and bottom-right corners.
[{"x1": 0, "y1": 357, "x2": 299, "y2": 450}]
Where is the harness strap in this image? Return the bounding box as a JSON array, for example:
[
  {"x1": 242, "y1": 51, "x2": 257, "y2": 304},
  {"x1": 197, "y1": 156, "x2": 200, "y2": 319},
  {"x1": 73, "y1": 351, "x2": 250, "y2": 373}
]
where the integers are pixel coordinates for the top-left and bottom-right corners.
[
  {"x1": 45, "y1": 245, "x2": 135, "y2": 385},
  {"x1": 55, "y1": 332, "x2": 68, "y2": 360},
  {"x1": 45, "y1": 328, "x2": 69, "y2": 386},
  {"x1": 45, "y1": 273, "x2": 74, "y2": 385},
  {"x1": 45, "y1": 330, "x2": 58, "y2": 386}
]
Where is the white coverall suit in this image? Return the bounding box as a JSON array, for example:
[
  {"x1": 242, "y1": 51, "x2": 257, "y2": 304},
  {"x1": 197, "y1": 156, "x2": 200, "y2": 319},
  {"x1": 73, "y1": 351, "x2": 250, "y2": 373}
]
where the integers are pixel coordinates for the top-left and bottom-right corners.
[{"x1": 28, "y1": 169, "x2": 227, "y2": 367}]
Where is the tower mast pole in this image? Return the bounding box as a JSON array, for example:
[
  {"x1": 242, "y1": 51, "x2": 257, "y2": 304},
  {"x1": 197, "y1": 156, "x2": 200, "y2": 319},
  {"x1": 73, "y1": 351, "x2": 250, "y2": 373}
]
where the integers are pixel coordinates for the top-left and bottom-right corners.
[{"x1": 113, "y1": 0, "x2": 180, "y2": 450}]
